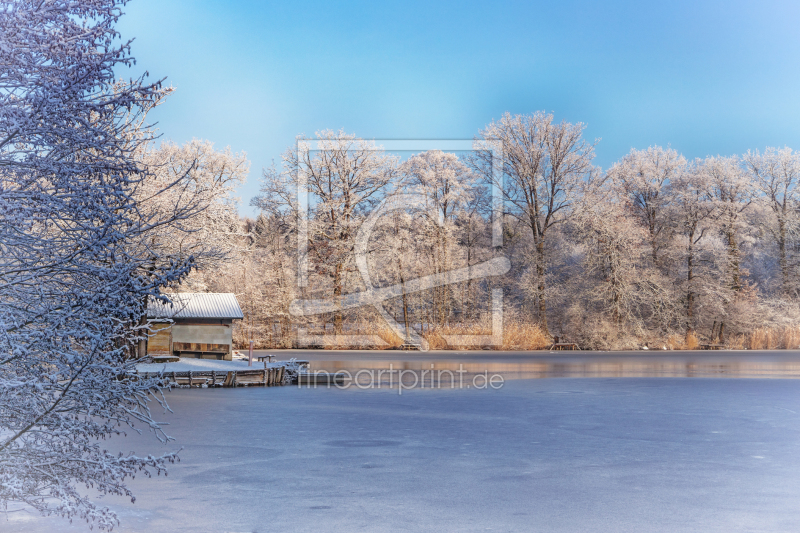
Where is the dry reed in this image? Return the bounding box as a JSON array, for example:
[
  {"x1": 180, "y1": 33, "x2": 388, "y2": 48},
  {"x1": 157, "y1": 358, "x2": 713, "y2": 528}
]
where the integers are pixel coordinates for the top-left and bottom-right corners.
[
  {"x1": 235, "y1": 318, "x2": 800, "y2": 351},
  {"x1": 747, "y1": 326, "x2": 800, "y2": 350},
  {"x1": 685, "y1": 332, "x2": 700, "y2": 350}
]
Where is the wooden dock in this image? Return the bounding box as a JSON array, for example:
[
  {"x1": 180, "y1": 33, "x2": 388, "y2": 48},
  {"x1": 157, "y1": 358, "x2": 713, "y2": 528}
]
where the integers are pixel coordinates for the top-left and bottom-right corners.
[{"x1": 138, "y1": 366, "x2": 287, "y2": 388}]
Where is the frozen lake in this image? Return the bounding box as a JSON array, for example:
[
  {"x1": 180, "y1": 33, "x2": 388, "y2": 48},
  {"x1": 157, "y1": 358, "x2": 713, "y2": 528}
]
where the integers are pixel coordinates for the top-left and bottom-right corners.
[{"x1": 8, "y1": 371, "x2": 800, "y2": 532}]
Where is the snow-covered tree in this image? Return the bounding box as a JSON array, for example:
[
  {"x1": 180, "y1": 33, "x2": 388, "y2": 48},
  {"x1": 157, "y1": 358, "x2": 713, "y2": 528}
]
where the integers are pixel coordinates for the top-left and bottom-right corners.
[
  {"x1": 475, "y1": 111, "x2": 596, "y2": 335},
  {"x1": 455, "y1": 189, "x2": 491, "y2": 321},
  {"x1": 241, "y1": 212, "x2": 297, "y2": 347},
  {"x1": 702, "y1": 155, "x2": 753, "y2": 293},
  {"x1": 668, "y1": 161, "x2": 717, "y2": 334},
  {"x1": 401, "y1": 150, "x2": 477, "y2": 325},
  {"x1": 573, "y1": 177, "x2": 647, "y2": 328},
  {"x1": 608, "y1": 146, "x2": 685, "y2": 266},
  {"x1": 254, "y1": 130, "x2": 399, "y2": 333},
  {"x1": 135, "y1": 139, "x2": 249, "y2": 274},
  {"x1": 743, "y1": 147, "x2": 800, "y2": 296},
  {"x1": 367, "y1": 208, "x2": 425, "y2": 339},
  {"x1": 0, "y1": 1, "x2": 189, "y2": 528}
]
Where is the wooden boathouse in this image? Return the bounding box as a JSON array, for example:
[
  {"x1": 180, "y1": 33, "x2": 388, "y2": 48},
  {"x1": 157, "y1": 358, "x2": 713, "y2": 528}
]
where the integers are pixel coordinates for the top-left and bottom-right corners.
[{"x1": 146, "y1": 293, "x2": 244, "y2": 360}]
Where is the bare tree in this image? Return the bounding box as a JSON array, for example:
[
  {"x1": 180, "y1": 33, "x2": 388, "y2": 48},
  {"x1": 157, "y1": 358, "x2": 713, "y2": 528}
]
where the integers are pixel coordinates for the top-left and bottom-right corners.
[
  {"x1": 702, "y1": 155, "x2": 753, "y2": 293},
  {"x1": 401, "y1": 150, "x2": 476, "y2": 325},
  {"x1": 456, "y1": 192, "x2": 491, "y2": 320},
  {"x1": 573, "y1": 177, "x2": 647, "y2": 328},
  {"x1": 743, "y1": 147, "x2": 800, "y2": 296},
  {"x1": 669, "y1": 162, "x2": 717, "y2": 334},
  {"x1": 136, "y1": 139, "x2": 249, "y2": 271},
  {"x1": 254, "y1": 130, "x2": 398, "y2": 333},
  {"x1": 608, "y1": 146, "x2": 685, "y2": 266},
  {"x1": 368, "y1": 209, "x2": 424, "y2": 339},
  {"x1": 475, "y1": 111, "x2": 596, "y2": 334},
  {"x1": 249, "y1": 212, "x2": 297, "y2": 346}
]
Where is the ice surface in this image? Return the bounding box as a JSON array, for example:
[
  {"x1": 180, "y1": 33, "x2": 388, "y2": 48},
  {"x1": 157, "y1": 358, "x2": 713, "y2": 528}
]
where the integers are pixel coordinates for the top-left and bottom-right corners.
[{"x1": 7, "y1": 378, "x2": 800, "y2": 532}]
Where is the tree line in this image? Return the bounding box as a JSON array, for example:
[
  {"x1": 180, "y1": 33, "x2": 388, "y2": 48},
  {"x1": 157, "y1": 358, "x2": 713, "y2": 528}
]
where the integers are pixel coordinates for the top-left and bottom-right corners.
[{"x1": 188, "y1": 116, "x2": 800, "y2": 350}]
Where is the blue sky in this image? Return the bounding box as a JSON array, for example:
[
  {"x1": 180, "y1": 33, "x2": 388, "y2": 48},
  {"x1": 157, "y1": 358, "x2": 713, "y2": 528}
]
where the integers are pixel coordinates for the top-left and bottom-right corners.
[{"x1": 117, "y1": 0, "x2": 800, "y2": 217}]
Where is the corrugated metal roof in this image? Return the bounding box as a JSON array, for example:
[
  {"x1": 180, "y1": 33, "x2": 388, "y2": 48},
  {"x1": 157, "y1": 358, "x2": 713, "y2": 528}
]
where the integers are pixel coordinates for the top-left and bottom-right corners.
[{"x1": 147, "y1": 293, "x2": 244, "y2": 320}]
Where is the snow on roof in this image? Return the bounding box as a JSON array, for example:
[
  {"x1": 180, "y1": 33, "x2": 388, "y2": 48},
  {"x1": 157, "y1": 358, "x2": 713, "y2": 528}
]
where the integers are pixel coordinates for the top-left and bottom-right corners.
[{"x1": 147, "y1": 293, "x2": 244, "y2": 320}]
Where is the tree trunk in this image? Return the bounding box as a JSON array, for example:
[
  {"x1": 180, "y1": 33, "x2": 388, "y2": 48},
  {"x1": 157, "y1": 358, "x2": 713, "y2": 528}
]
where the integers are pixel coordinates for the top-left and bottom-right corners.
[
  {"x1": 779, "y1": 217, "x2": 789, "y2": 296},
  {"x1": 650, "y1": 243, "x2": 659, "y2": 268},
  {"x1": 398, "y1": 259, "x2": 411, "y2": 342},
  {"x1": 436, "y1": 230, "x2": 449, "y2": 326},
  {"x1": 686, "y1": 234, "x2": 695, "y2": 333},
  {"x1": 726, "y1": 229, "x2": 741, "y2": 292},
  {"x1": 466, "y1": 245, "x2": 473, "y2": 320},
  {"x1": 535, "y1": 239, "x2": 549, "y2": 335},
  {"x1": 333, "y1": 262, "x2": 343, "y2": 334},
  {"x1": 649, "y1": 215, "x2": 659, "y2": 266}
]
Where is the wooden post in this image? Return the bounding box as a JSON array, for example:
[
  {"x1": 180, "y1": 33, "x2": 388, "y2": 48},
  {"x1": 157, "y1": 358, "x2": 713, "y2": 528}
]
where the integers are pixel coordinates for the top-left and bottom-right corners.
[{"x1": 248, "y1": 340, "x2": 253, "y2": 367}]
